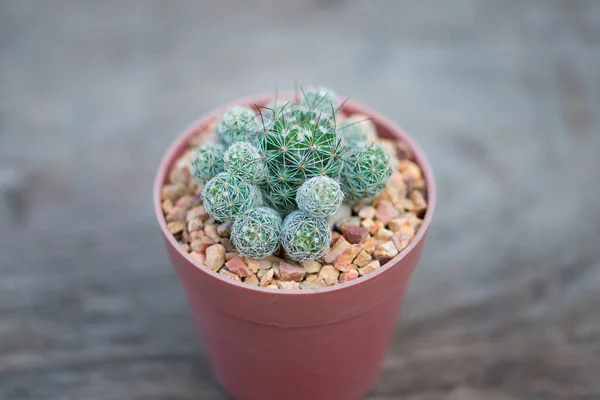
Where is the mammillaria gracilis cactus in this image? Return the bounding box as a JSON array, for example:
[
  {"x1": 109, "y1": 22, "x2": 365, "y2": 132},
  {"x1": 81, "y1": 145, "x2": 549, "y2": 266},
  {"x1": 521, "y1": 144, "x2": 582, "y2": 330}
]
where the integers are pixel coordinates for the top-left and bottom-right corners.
[
  {"x1": 256, "y1": 102, "x2": 344, "y2": 214},
  {"x1": 215, "y1": 106, "x2": 260, "y2": 145},
  {"x1": 338, "y1": 116, "x2": 374, "y2": 148},
  {"x1": 230, "y1": 207, "x2": 282, "y2": 259},
  {"x1": 223, "y1": 142, "x2": 267, "y2": 184},
  {"x1": 190, "y1": 86, "x2": 394, "y2": 262},
  {"x1": 296, "y1": 176, "x2": 344, "y2": 218},
  {"x1": 201, "y1": 172, "x2": 262, "y2": 222},
  {"x1": 280, "y1": 211, "x2": 331, "y2": 262},
  {"x1": 189, "y1": 143, "x2": 225, "y2": 183},
  {"x1": 342, "y1": 144, "x2": 393, "y2": 201}
]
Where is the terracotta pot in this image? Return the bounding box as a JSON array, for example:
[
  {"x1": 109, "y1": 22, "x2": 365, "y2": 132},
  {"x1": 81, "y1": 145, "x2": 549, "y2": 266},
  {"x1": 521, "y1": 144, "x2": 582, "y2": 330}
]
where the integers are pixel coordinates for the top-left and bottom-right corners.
[{"x1": 153, "y1": 93, "x2": 436, "y2": 400}]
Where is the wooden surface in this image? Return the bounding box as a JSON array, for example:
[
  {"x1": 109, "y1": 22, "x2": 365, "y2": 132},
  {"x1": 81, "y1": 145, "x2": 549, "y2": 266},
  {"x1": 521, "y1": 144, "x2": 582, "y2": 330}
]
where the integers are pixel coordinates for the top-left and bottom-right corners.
[{"x1": 1, "y1": 1, "x2": 599, "y2": 399}]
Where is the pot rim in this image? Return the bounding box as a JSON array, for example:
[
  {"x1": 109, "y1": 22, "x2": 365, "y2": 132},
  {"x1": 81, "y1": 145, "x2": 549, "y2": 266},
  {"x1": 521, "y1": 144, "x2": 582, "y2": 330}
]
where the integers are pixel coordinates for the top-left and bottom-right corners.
[{"x1": 153, "y1": 92, "x2": 436, "y2": 295}]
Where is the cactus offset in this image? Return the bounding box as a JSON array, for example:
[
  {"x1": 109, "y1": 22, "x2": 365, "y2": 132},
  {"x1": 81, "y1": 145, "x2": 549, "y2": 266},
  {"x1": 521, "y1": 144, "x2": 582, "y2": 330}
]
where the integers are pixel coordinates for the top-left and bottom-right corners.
[
  {"x1": 231, "y1": 207, "x2": 282, "y2": 259},
  {"x1": 338, "y1": 116, "x2": 374, "y2": 148},
  {"x1": 296, "y1": 176, "x2": 344, "y2": 218},
  {"x1": 202, "y1": 172, "x2": 262, "y2": 222},
  {"x1": 189, "y1": 143, "x2": 225, "y2": 183},
  {"x1": 215, "y1": 106, "x2": 260, "y2": 145},
  {"x1": 342, "y1": 144, "x2": 393, "y2": 201},
  {"x1": 280, "y1": 211, "x2": 331, "y2": 262},
  {"x1": 224, "y1": 142, "x2": 267, "y2": 184}
]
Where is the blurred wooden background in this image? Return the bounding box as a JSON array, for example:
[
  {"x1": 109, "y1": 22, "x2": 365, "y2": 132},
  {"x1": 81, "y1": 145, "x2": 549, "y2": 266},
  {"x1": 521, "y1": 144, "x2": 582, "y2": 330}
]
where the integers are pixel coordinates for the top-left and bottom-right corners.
[{"x1": 1, "y1": 1, "x2": 599, "y2": 399}]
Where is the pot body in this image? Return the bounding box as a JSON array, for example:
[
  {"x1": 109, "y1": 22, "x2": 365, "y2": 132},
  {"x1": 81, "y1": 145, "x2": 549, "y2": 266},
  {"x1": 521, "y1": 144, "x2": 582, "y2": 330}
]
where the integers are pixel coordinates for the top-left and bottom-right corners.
[{"x1": 154, "y1": 94, "x2": 436, "y2": 400}]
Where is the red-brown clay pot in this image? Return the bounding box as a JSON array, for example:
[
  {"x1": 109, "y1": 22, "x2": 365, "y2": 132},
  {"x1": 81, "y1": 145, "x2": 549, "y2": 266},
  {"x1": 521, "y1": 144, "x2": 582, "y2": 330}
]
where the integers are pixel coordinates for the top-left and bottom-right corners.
[{"x1": 153, "y1": 93, "x2": 436, "y2": 400}]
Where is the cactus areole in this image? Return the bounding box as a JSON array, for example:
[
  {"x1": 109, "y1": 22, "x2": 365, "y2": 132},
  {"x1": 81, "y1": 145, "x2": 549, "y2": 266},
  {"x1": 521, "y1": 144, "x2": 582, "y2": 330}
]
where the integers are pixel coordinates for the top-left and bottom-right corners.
[{"x1": 189, "y1": 87, "x2": 394, "y2": 261}]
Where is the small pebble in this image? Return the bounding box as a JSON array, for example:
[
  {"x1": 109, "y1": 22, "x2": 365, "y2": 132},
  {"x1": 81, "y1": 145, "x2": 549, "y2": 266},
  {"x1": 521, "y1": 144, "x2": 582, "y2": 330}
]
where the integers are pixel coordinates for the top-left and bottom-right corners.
[
  {"x1": 373, "y1": 241, "x2": 399, "y2": 264},
  {"x1": 341, "y1": 225, "x2": 369, "y2": 244},
  {"x1": 392, "y1": 227, "x2": 415, "y2": 252},
  {"x1": 318, "y1": 265, "x2": 340, "y2": 286},
  {"x1": 300, "y1": 261, "x2": 322, "y2": 274},
  {"x1": 323, "y1": 236, "x2": 351, "y2": 264},
  {"x1": 279, "y1": 262, "x2": 306, "y2": 282},
  {"x1": 167, "y1": 220, "x2": 186, "y2": 234},
  {"x1": 205, "y1": 244, "x2": 225, "y2": 271},
  {"x1": 186, "y1": 206, "x2": 208, "y2": 222},
  {"x1": 204, "y1": 224, "x2": 221, "y2": 242},
  {"x1": 220, "y1": 268, "x2": 242, "y2": 282},
  {"x1": 165, "y1": 206, "x2": 186, "y2": 223},
  {"x1": 162, "y1": 199, "x2": 174, "y2": 213},
  {"x1": 374, "y1": 228, "x2": 394, "y2": 241},
  {"x1": 358, "y1": 206, "x2": 376, "y2": 220},
  {"x1": 190, "y1": 236, "x2": 215, "y2": 253},
  {"x1": 277, "y1": 281, "x2": 300, "y2": 290},
  {"x1": 244, "y1": 257, "x2": 260, "y2": 273},
  {"x1": 187, "y1": 218, "x2": 204, "y2": 232},
  {"x1": 358, "y1": 260, "x2": 381, "y2": 276},
  {"x1": 353, "y1": 249, "x2": 372, "y2": 267},
  {"x1": 226, "y1": 256, "x2": 254, "y2": 277},
  {"x1": 258, "y1": 268, "x2": 274, "y2": 287},
  {"x1": 243, "y1": 275, "x2": 259, "y2": 286},
  {"x1": 175, "y1": 195, "x2": 199, "y2": 209},
  {"x1": 334, "y1": 245, "x2": 362, "y2": 272},
  {"x1": 375, "y1": 200, "x2": 400, "y2": 225},
  {"x1": 161, "y1": 183, "x2": 187, "y2": 202},
  {"x1": 339, "y1": 269, "x2": 359, "y2": 283}
]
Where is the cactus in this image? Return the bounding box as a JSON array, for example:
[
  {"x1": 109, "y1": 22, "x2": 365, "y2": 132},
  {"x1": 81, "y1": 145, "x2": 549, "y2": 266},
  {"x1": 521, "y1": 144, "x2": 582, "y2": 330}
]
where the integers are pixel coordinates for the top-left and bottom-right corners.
[
  {"x1": 202, "y1": 172, "x2": 262, "y2": 222},
  {"x1": 189, "y1": 143, "x2": 225, "y2": 183},
  {"x1": 338, "y1": 116, "x2": 373, "y2": 148},
  {"x1": 215, "y1": 106, "x2": 260, "y2": 145},
  {"x1": 261, "y1": 179, "x2": 298, "y2": 215},
  {"x1": 223, "y1": 142, "x2": 267, "y2": 184},
  {"x1": 296, "y1": 176, "x2": 344, "y2": 218},
  {"x1": 231, "y1": 207, "x2": 282, "y2": 259},
  {"x1": 256, "y1": 97, "x2": 345, "y2": 214},
  {"x1": 194, "y1": 87, "x2": 400, "y2": 265},
  {"x1": 342, "y1": 144, "x2": 393, "y2": 201},
  {"x1": 300, "y1": 87, "x2": 340, "y2": 115},
  {"x1": 280, "y1": 211, "x2": 331, "y2": 262}
]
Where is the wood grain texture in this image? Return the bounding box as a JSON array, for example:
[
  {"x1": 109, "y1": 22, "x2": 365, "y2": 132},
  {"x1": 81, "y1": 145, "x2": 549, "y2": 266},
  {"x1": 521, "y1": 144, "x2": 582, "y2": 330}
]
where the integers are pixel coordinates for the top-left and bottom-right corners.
[{"x1": 1, "y1": 1, "x2": 599, "y2": 399}]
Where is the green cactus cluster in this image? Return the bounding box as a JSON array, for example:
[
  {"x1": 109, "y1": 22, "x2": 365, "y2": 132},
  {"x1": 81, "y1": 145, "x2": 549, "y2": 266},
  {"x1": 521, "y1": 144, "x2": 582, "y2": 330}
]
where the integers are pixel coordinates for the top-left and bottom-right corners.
[{"x1": 187, "y1": 86, "x2": 393, "y2": 261}]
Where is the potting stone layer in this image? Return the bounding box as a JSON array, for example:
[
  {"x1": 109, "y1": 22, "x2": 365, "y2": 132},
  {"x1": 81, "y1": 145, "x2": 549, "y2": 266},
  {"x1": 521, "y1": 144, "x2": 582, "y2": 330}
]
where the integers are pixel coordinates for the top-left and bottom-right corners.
[{"x1": 161, "y1": 113, "x2": 428, "y2": 289}]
